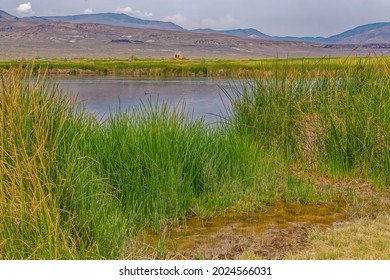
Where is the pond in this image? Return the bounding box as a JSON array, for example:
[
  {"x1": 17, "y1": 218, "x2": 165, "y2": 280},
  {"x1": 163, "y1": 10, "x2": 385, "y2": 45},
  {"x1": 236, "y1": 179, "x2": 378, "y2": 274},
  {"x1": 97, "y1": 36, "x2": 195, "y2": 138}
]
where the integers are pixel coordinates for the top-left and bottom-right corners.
[{"x1": 54, "y1": 76, "x2": 237, "y2": 123}]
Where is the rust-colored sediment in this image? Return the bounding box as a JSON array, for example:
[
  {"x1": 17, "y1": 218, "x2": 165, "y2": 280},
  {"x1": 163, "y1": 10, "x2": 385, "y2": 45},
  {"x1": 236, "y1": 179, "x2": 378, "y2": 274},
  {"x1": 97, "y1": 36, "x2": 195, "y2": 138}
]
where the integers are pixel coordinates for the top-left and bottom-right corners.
[{"x1": 145, "y1": 202, "x2": 346, "y2": 259}]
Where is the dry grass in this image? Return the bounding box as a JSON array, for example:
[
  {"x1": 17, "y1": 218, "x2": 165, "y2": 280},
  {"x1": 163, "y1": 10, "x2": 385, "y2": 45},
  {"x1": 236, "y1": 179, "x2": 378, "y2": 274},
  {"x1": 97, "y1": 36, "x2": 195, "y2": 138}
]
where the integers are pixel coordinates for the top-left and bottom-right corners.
[{"x1": 286, "y1": 214, "x2": 390, "y2": 260}]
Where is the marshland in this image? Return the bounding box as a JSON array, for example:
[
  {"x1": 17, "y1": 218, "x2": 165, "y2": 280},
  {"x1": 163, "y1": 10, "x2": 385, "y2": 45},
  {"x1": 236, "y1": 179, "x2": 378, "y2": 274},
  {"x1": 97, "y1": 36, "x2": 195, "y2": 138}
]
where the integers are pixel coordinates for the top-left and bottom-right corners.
[{"x1": 0, "y1": 57, "x2": 389, "y2": 260}]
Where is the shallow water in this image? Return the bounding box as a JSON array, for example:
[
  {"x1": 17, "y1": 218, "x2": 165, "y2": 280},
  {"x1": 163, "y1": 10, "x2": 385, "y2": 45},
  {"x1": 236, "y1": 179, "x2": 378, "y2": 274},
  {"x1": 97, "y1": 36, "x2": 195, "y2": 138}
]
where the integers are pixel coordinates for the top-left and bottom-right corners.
[
  {"x1": 145, "y1": 202, "x2": 346, "y2": 259},
  {"x1": 54, "y1": 76, "x2": 236, "y2": 123}
]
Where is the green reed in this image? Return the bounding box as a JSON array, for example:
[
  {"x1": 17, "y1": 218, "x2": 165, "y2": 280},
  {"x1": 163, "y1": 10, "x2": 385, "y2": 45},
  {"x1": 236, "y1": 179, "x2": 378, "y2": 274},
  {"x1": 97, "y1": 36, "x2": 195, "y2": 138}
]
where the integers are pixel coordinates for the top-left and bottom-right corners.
[
  {"x1": 228, "y1": 57, "x2": 389, "y2": 189},
  {"x1": 0, "y1": 67, "x2": 126, "y2": 259}
]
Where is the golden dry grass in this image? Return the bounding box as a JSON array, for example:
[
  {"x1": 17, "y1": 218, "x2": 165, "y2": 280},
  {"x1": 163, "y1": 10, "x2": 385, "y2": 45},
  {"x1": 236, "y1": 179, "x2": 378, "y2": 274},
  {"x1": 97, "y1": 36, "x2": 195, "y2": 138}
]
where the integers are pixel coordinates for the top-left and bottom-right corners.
[{"x1": 286, "y1": 214, "x2": 390, "y2": 260}]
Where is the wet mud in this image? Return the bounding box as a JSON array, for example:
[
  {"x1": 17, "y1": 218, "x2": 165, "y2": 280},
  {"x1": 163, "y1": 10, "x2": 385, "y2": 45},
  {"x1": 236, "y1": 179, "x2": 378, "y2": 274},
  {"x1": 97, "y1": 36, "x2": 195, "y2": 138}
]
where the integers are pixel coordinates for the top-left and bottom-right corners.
[{"x1": 145, "y1": 202, "x2": 347, "y2": 259}]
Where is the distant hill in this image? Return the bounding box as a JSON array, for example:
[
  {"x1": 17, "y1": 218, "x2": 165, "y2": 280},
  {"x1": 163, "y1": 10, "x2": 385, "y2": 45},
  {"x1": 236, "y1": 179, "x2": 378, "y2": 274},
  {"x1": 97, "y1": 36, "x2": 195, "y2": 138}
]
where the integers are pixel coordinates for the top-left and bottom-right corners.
[
  {"x1": 325, "y1": 22, "x2": 390, "y2": 44},
  {"x1": 193, "y1": 28, "x2": 273, "y2": 40},
  {"x1": 0, "y1": 10, "x2": 17, "y2": 21},
  {"x1": 273, "y1": 22, "x2": 390, "y2": 44},
  {"x1": 194, "y1": 23, "x2": 390, "y2": 44},
  {"x1": 228, "y1": 23, "x2": 390, "y2": 44},
  {"x1": 36, "y1": 13, "x2": 184, "y2": 31}
]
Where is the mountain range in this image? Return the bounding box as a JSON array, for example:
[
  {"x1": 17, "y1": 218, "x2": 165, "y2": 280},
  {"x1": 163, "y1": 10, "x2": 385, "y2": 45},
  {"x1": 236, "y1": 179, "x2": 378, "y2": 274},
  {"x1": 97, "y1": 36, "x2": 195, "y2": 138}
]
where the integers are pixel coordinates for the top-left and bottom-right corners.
[
  {"x1": 35, "y1": 13, "x2": 184, "y2": 31},
  {"x1": 1, "y1": 10, "x2": 389, "y2": 44},
  {"x1": 208, "y1": 22, "x2": 390, "y2": 45},
  {"x1": 1, "y1": 9, "x2": 389, "y2": 59}
]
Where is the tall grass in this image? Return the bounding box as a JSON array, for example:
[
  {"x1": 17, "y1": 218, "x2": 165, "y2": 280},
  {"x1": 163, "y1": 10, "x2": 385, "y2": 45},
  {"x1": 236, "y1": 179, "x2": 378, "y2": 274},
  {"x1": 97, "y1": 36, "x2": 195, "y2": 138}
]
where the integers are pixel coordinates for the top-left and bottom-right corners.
[
  {"x1": 227, "y1": 58, "x2": 389, "y2": 189},
  {"x1": 86, "y1": 99, "x2": 279, "y2": 230},
  {"x1": 0, "y1": 67, "x2": 276, "y2": 259},
  {"x1": 0, "y1": 67, "x2": 127, "y2": 259}
]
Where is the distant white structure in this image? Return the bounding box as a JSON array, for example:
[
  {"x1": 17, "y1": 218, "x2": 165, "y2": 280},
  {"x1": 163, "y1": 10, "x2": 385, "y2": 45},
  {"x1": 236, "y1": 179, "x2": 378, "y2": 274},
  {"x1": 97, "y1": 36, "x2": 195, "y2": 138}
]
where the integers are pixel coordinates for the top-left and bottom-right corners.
[{"x1": 174, "y1": 51, "x2": 183, "y2": 60}]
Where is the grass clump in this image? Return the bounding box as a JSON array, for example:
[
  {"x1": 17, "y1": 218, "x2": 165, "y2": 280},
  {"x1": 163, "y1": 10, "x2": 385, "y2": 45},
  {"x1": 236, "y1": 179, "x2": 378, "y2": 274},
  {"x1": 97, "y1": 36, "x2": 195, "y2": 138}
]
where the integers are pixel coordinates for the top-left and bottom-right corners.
[
  {"x1": 89, "y1": 101, "x2": 270, "y2": 230},
  {"x1": 227, "y1": 58, "x2": 389, "y2": 190},
  {"x1": 0, "y1": 67, "x2": 126, "y2": 259}
]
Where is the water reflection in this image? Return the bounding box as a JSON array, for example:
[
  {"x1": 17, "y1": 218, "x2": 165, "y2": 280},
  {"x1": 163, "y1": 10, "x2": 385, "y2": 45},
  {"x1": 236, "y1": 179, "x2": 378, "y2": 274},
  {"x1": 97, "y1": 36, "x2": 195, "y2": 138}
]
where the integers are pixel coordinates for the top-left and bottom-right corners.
[{"x1": 54, "y1": 76, "x2": 235, "y2": 123}]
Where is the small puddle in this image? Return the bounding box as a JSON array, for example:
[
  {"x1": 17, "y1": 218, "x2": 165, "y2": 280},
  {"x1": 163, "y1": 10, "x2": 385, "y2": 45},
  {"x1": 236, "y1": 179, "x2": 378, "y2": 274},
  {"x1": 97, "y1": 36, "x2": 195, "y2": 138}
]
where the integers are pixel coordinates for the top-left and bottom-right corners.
[{"x1": 144, "y1": 202, "x2": 346, "y2": 259}]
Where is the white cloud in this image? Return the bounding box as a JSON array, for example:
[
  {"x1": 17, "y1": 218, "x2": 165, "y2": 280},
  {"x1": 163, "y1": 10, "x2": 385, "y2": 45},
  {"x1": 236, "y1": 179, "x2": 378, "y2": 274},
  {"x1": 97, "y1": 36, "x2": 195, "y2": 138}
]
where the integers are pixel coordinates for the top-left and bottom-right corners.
[
  {"x1": 116, "y1": 7, "x2": 153, "y2": 18},
  {"x1": 163, "y1": 13, "x2": 240, "y2": 30},
  {"x1": 163, "y1": 13, "x2": 193, "y2": 27},
  {"x1": 16, "y1": 2, "x2": 34, "y2": 14},
  {"x1": 200, "y1": 15, "x2": 239, "y2": 30},
  {"x1": 84, "y1": 8, "x2": 94, "y2": 14}
]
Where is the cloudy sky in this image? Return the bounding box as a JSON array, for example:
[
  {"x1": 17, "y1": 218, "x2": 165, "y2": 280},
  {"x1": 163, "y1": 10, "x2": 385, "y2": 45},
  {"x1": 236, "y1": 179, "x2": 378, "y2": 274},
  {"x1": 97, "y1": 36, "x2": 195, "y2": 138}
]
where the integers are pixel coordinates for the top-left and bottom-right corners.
[{"x1": 2, "y1": 0, "x2": 390, "y2": 37}]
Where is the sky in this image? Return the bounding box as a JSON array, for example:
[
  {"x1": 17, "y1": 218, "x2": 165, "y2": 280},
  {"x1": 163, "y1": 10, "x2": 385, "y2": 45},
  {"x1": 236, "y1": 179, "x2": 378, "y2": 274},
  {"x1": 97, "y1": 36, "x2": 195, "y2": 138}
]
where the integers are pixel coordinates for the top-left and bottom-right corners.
[{"x1": 2, "y1": 0, "x2": 390, "y2": 37}]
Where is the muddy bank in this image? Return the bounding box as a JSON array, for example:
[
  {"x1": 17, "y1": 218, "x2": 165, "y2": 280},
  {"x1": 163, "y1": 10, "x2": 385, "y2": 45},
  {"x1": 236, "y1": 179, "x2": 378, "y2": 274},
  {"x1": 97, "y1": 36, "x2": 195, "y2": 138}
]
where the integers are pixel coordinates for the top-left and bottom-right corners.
[{"x1": 143, "y1": 202, "x2": 346, "y2": 260}]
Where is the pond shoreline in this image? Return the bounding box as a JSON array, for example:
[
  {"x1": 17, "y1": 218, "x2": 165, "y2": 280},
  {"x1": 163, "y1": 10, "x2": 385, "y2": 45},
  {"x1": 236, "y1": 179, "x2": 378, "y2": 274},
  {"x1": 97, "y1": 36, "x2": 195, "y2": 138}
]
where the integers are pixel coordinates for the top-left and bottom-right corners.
[{"x1": 2, "y1": 56, "x2": 389, "y2": 78}]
